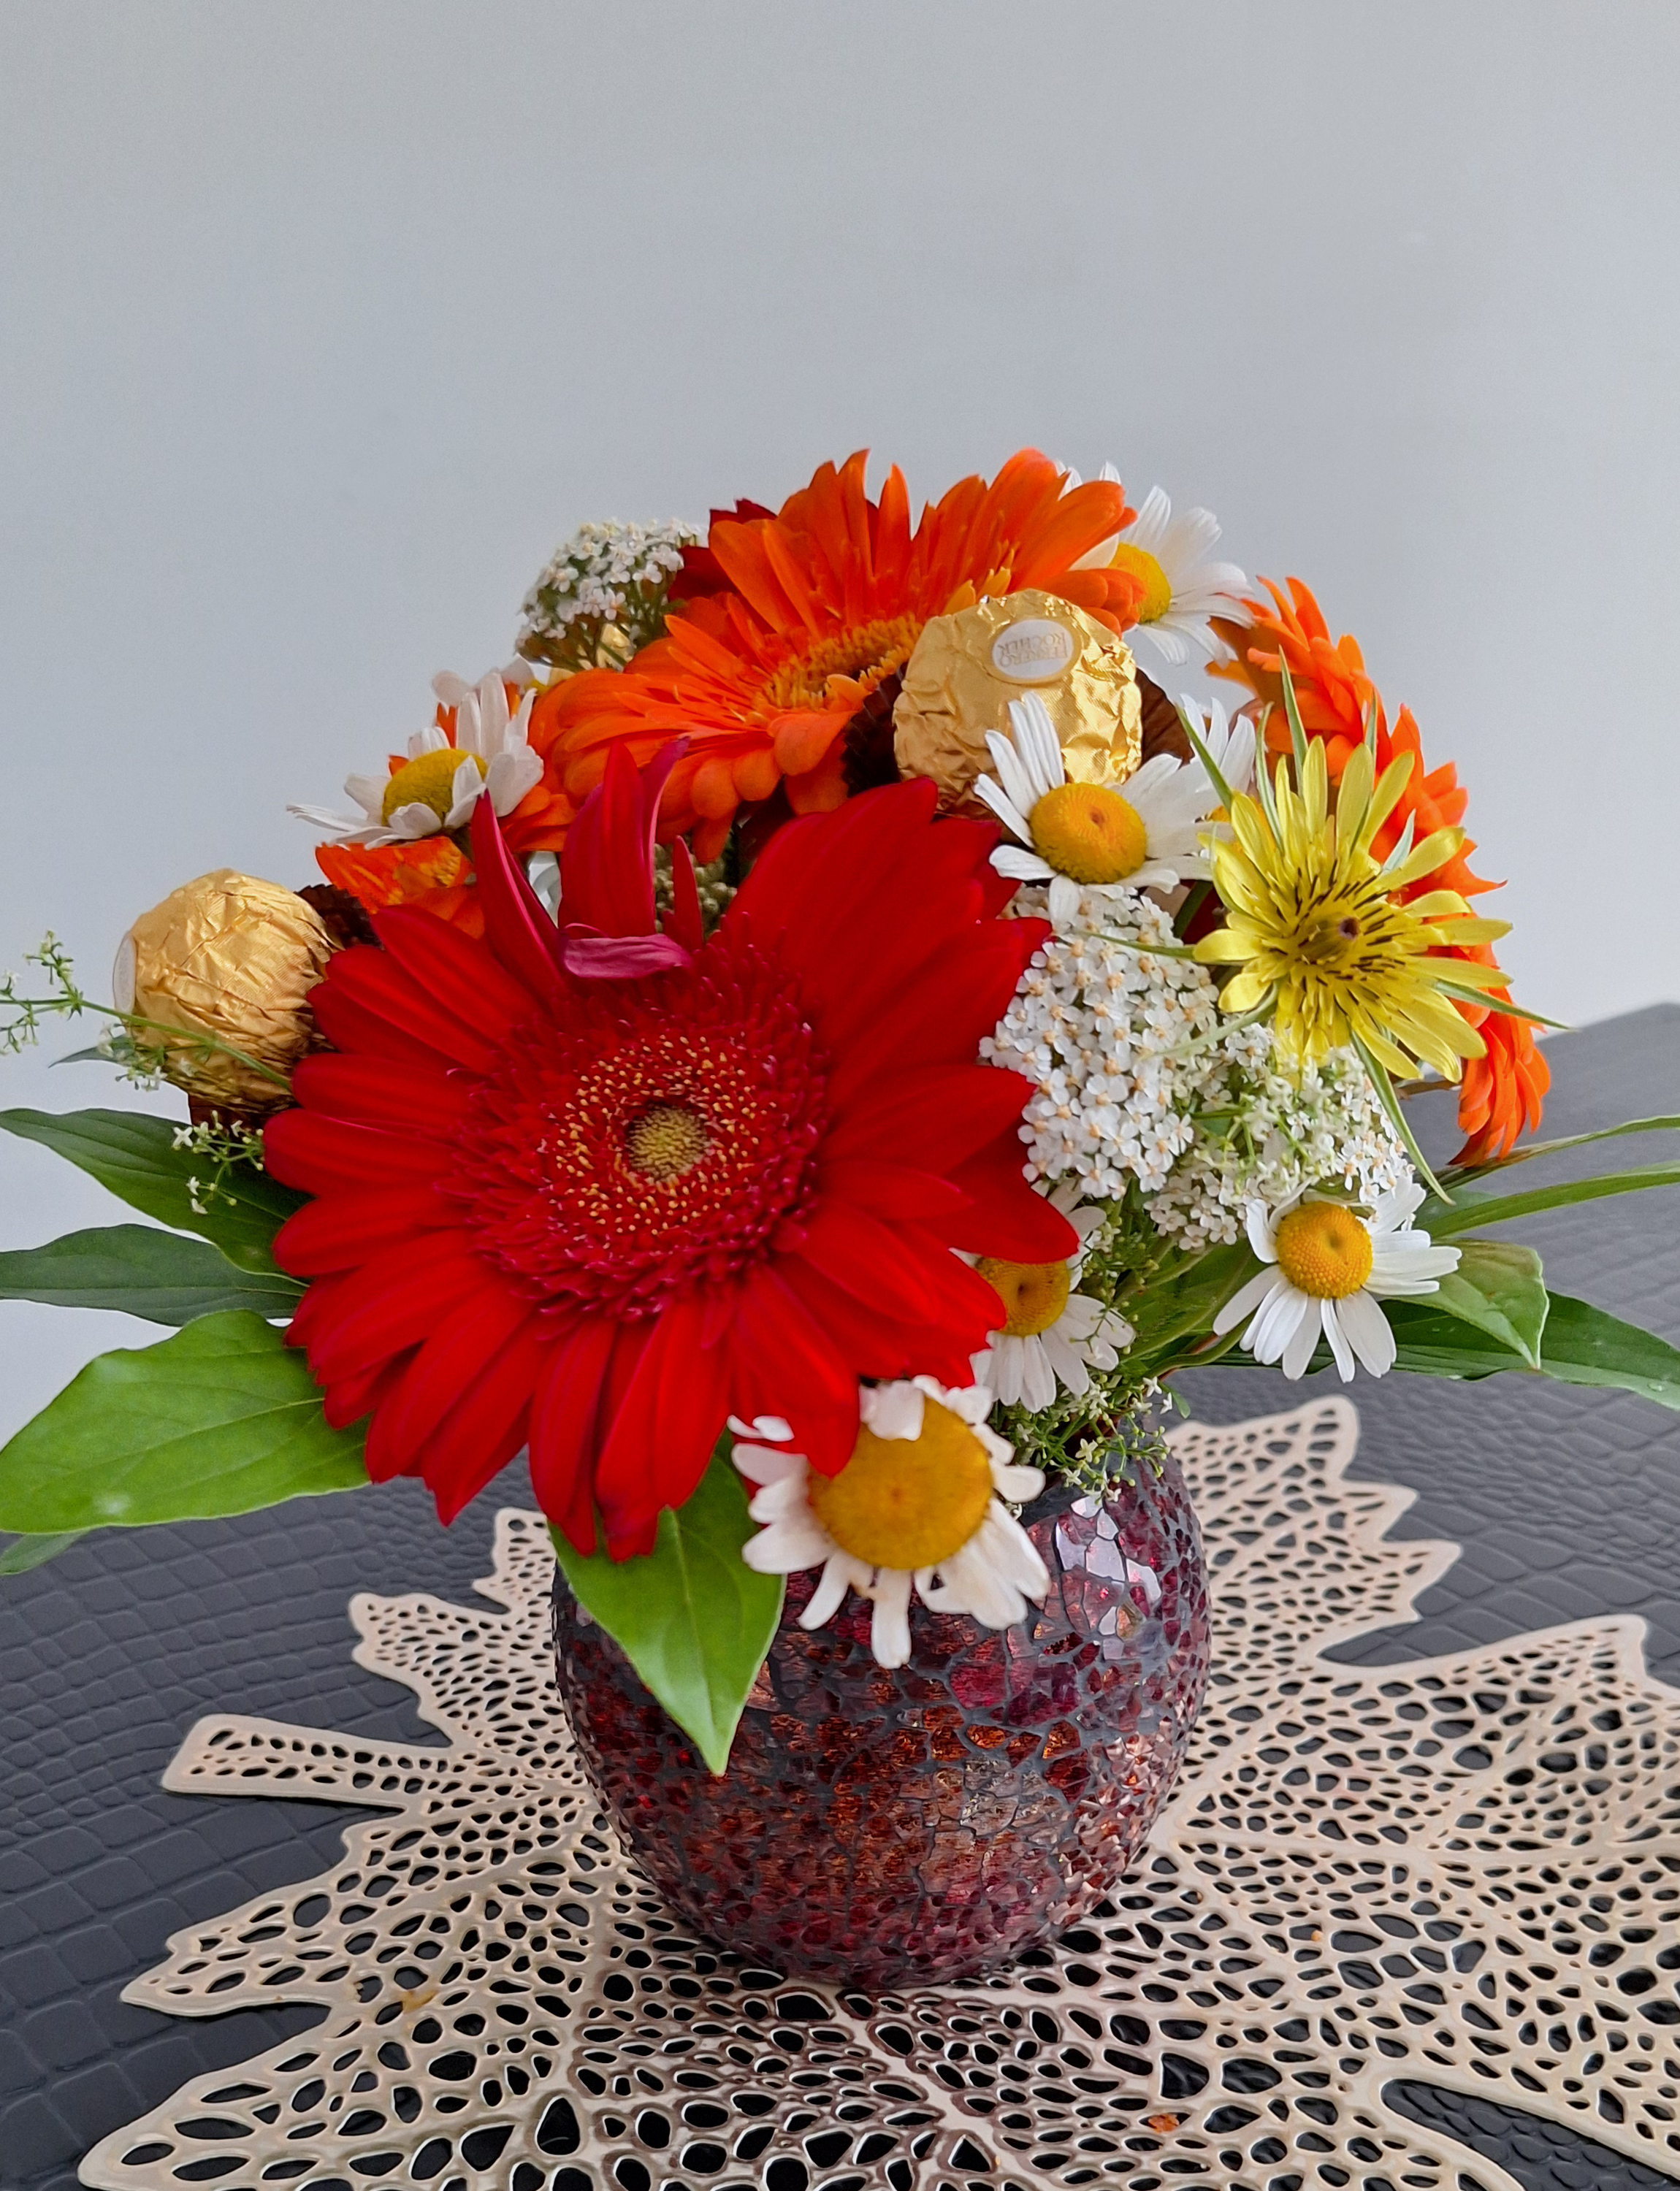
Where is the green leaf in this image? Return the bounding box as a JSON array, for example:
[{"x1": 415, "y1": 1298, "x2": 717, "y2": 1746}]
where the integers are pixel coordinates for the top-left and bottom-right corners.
[
  {"x1": 1534, "y1": 1292, "x2": 1680, "y2": 1410},
  {"x1": 1123, "y1": 1241, "x2": 1255, "y2": 1372},
  {"x1": 1427, "y1": 1238, "x2": 1549, "y2": 1369},
  {"x1": 0, "y1": 1108, "x2": 304, "y2": 1272},
  {"x1": 550, "y1": 1441, "x2": 784, "y2": 1776},
  {"x1": 0, "y1": 1311, "x2": 367, "y2": 1532},
  {"x1": 1421, "y1": 1160, "x2": 1680, "y2": 1239},
  {"x1": 1446, "y1": 1113, "x2": 1680, "y2": 1188},
  {"x1": 0, "y1": 1529, "x2": 88, "y2": 1575},
  {"x1": 1352, "y1": 1033, "x2": 1451, "y2": 1204},
  {"x1": 0, "y1": 1225, "x2": 304, "y2": 1324},
  {"x1": 1277, "y1": 653, "x2": 1311, "y2": 777}
]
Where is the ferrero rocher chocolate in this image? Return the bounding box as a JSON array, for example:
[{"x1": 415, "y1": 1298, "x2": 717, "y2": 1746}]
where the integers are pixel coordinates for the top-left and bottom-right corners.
[
  {"x1": 112, "y1": 871, "x2": 337, "y2": 1115},
  {"x1": 892, "y1": 589, "x2": 1142, "y2": 814}
]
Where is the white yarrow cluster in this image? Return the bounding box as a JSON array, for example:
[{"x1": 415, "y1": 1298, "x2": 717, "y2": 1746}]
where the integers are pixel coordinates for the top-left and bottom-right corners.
[
  {"x1": 984, "y1": 882, "x2": 1413, "y2": 1239},
  {"x1": 983, "y1": 885, "x2": 1225, "y2": 1201},
  {"x1": 1148, "y1": 1033, "x2": 1413, "y2": 1248},
  {"x1": 517, "y1": 519, "x2": 698, "y2": 656}
]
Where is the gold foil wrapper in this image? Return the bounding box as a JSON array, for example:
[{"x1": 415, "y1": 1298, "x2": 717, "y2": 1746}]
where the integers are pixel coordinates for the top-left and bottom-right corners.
[
  {"x1": 892, "y1": 589, "x2": 1142, "y2": 814},
  {"x1": 114, "y1": 871, "x2": 337, "y2": 1114}
]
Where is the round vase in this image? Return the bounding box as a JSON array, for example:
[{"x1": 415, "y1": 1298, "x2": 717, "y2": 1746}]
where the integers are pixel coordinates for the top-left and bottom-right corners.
[{"x1": 551, "y1": 1451, "x2": 1210, "y2": 1989}]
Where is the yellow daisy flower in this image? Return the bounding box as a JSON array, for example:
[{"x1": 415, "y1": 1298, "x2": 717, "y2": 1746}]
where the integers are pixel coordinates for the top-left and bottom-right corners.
[{"x1": 1193, "y1": 736, "x2": 1511, "y2": 1082}]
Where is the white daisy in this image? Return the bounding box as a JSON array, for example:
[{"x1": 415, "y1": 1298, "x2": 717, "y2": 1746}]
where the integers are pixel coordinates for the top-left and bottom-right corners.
[
  {"x1": 974, "y1": 693, "x2": 1240, "y2": 925},
  {"x1": 735, "y1": 1378, "x2": 1049, "y2": 1669},
  {"x1": 289, "y1": 665, "x2": 542, "y2": 847},
  {"x1": 1213, "y1": 1180, "x2": 1460, "y2": 1381},
  {"x1": 1073, "y1": 475, "x2": 1251, "y2": 665},
  {"x1": 971, "y1": 1182, "x2": 1134, "y2": 1409}
]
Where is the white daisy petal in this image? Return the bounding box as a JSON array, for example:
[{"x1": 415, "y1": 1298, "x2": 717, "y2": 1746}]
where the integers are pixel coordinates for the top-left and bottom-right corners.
[
  {"x1": 1047, "y1": 873, "x2": 1082, "y2": 928},
  {"x1": 344, "y1": 772, "x2": 389, "y2": 820},
  {"x1": 991, "y1": 845, "x2": 1056, "y2": 883},
  {"x1": 1335, "y1": 1285, "x2": 1398, "y2": 1375},
  {"x1": 972, "y1": 769, "x2": 1034, "y2": 844},
  {"x1": 860, "y1": 1380, "x2": 925, "y2": 1442},
  {"x1": 729, "y1": 1414, "x2": 793, "y2": 1444},
  {"x1": 1281, "y1": 1297, "x2": 1323, "y2": 1378},
  {"x1": 1245, "y1": 1201, "x2": 1279, "y2": 1262},
  {"x1": 1213, "y1": 1267, "x2": 1278, "y2": 1336},
  {"x1": 742, "y1": 1519, "x2": 833, "y2": 1572},
  {"x1": 1321, "y1": 1297, "x2": 1356, "y2": 1383},
  {"x1": 486, "y1": 744, "x2": 543, "y2": 817},
  {"x1": 991, "y1": 1460, "x2": 1045, "y2": 1504},
  {"x1": 802, "y1": 1555, "x2": 859, "y2": 1632},
  {"x1": 982, "y1": 733, "x2": 1039, "y2": 826},
  {"x1": 1251, "y1": 1282, "x2": 1313, "y2": 1366},
  {"x1": 1009, "y1": 694, "x2": 1065, "y2": 796},
  {"x1": 867, "y1": 1569, "x2": 914, "y2": 1669}
]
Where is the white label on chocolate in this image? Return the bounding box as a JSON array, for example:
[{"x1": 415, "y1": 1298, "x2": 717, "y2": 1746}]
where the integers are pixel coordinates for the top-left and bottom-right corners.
[{"x1": 990, "y1": 617, "x2": 1077, "y2": 683}]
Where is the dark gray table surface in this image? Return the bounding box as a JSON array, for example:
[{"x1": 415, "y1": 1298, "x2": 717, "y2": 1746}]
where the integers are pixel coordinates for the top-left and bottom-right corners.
[{"x1": 3, "y1": 1006, "x2": 1679, "y2": 2191}]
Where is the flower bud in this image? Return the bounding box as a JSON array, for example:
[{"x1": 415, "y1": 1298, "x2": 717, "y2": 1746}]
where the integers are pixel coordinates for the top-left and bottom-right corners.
[{"x1": 112, "y1": 871, "x2": 337, "y2": 1115}]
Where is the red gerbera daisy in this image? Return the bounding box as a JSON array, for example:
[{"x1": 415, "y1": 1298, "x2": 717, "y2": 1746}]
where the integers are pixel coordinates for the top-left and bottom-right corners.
[{"x1": 264, "y1": 754, "x2": 1075, "y2": 1559}]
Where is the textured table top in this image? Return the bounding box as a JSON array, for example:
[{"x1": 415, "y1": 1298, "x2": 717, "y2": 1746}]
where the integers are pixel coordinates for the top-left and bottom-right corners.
[{"x1": 1, "y1": 1004, "x2": 1677, "y2": 2191}]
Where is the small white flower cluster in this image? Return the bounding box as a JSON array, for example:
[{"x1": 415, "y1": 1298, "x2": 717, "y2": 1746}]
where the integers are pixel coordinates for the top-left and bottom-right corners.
[
  {"x1": 1148, "y1": 1033, "x2": 1413, "y2": 1248},
  {"x1": 516, "y1": 519, "x2": 698, "y2": 665},
  {"x1": 983, "y1": 884, "x2": 1226, "y2": 1201},
  {"x1": 983, "y1": 882, "x2": 1411, "y2": 1242}
]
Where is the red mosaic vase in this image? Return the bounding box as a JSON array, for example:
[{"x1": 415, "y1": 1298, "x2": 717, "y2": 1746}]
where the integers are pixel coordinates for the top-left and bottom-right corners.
[{"x1": 551, "y1": 1451, "x2": 1210, "y2": 1989}]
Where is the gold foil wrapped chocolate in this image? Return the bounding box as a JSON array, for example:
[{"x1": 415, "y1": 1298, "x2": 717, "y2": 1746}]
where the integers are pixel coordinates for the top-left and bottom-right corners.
[
  {"x1": 892, "y1": 589, "x2": 1142, "y2": 814},
  {"x1": 112, "y1": 871, "x2": 337, "y2": 1115}
]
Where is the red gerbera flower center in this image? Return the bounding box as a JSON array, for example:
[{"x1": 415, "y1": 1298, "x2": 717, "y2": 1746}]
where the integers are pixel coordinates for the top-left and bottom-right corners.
[{"x1": 446, "y1": 933, "x2": 829, "y2": 1319}]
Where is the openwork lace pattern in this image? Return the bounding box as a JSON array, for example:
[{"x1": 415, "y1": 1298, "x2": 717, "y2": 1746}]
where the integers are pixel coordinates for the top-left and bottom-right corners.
[{"x1": 78, "y1": 1401, "x2": 1680, "y2": 2191}]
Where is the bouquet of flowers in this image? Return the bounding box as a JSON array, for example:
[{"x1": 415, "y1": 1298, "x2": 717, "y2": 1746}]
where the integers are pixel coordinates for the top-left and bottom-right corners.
[{"x1": 4, "y1": 446, "x2": 1676, "y2": 1779}]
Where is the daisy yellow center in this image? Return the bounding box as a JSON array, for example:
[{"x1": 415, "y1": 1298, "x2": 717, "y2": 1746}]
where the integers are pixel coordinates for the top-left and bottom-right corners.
[
  {"x1": 760, "y1": 613, "x2": 923, "y2": 714},
  {"x1": 382, "y1": 746, "x2": 485, "y2": 825},
  {"x1": 975, "y1": 1255, "x2": 1072, "y2": 1337},
  {"x1": 1272, "y1": 1203, "x2": 1373, "y2": 1300},
  {"x1": 1028, "y1": 781, "x2": 1149, "y2": 884},
  {"x1": 808, "y1": 1399, "x2": 996, "y2": 1570},
  {"x1": 1107, "y1": 541, "x2": 1174, "y2": 625},
  {"x1": 622, "y1": 1102, "x2": 711, "y2": 1182}
]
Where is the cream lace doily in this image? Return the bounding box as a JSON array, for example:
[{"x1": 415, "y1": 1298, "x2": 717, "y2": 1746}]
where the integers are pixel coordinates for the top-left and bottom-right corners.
[{"x1": 77, "y1": 1399, "x2": 1680, "y2": 2190}]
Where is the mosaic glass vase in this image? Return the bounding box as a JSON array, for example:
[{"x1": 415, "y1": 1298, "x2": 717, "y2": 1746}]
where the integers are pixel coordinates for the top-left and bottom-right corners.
[{"x1": 551, "y1": 1450, "x2": 1210, "y2": 1989}]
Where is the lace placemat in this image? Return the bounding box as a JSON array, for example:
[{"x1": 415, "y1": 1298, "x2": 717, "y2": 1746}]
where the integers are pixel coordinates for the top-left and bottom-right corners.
[{"x1": 76, "y1": 1399, "x2": 1680, "y2": 2191}]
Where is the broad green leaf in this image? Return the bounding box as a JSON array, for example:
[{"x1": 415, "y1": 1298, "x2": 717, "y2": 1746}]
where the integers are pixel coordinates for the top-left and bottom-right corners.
[
  {"x1": 0, "y1": 1311, "x2": 367, "y2": 1532},
  {"x1": 0, "y1": 1108, "x2": 304, "y2": 1272},
  {"x1": 1535, "y1": 1292, "x2": 1680, "y2": 1410},
  {"x1": 1444, "y1": 1113, "x2": 1680, "y2": 1188},
  {"x1": 1427, "y1": 1239, "x2": 1549, "y2": 1368},
  {"x1": 1421, "y1": 1160, "x2": 1680, "y2": 1239},
  {"x1": 0, "y1": 1225, "x2": 304, "y2": 1324},
  {"x1": 0, "y1": 1529, "x2": 88, "y2": 1575},
  {"x1": 1124, "y1": 1242, "x2": 1255, "y2": 1371},
  {"x1": 551, "y1": 1442, "x2": 784, "y2": 1777}
]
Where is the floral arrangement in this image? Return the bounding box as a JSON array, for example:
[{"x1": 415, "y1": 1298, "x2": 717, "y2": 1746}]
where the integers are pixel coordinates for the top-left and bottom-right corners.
[{"x1": 3, "y1": 446, "x2": 1676, "y2": 1772}]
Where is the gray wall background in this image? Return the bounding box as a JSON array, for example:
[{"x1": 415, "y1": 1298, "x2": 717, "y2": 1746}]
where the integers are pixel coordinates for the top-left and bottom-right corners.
[{"x1": 2, "y1": 0, "x2": 1678, "y2": 1438}]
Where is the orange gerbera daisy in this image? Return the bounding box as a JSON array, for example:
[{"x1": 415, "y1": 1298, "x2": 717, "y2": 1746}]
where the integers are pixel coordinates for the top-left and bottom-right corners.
[
  {"x1": 1212, "y1": 577, "x2": 1549, "y2": 1163},
  {"x1": 310, "y1": 671, "x2": 579, "y2": 940},
  {"x1": 532, "y1": 450, "x2": 1148, "y2": 860}
]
